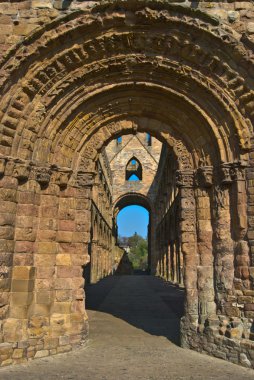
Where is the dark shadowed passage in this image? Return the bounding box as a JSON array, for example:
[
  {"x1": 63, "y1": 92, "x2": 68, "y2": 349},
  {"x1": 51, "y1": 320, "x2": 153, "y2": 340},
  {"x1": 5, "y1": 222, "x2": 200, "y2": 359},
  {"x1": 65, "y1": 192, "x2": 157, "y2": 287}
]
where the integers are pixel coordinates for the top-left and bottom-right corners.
[{"x1": 86, "y1": 275, "x2": 184, "y2": 345}]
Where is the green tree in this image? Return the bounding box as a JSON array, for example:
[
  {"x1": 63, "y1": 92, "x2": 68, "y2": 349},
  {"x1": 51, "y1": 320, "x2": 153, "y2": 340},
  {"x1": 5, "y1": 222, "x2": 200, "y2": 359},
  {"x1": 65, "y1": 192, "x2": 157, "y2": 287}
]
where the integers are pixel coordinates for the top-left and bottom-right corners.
[{"x1": 127, "y1": 232, "x2": 148, "y2": 270}]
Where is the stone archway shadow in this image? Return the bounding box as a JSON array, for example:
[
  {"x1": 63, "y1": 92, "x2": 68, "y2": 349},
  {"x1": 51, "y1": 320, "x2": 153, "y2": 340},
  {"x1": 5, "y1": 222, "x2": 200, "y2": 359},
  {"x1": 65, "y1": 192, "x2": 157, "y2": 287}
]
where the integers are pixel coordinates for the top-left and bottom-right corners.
[{"x1": 85, "y1": 275, "x2": 185, "y2": 346}]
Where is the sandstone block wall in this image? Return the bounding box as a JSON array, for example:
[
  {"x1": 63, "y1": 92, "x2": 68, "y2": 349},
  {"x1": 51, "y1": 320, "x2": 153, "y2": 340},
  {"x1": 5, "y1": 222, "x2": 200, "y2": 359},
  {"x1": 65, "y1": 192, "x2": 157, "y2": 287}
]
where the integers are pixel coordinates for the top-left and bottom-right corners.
[
  {"x1": 89, "y1": 150, "x2": 124, "y2": 284},
  {"x1": 106, "y1": 133, "x2": 162, "y2": 205},
  {"x1": 0, "y1": 0, "x2": 253, "y2": 370}
]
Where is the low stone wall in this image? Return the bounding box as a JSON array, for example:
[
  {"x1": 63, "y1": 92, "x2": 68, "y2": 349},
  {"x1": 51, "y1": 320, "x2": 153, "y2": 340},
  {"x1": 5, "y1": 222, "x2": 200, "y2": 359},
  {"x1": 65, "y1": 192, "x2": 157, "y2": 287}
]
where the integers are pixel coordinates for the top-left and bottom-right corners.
[
  {"x1": 181, "y1": 316, "x2": 254, "y2": 369},
  {"x1": 0, "y1": 317, "x2": 89, "y2": 366}
]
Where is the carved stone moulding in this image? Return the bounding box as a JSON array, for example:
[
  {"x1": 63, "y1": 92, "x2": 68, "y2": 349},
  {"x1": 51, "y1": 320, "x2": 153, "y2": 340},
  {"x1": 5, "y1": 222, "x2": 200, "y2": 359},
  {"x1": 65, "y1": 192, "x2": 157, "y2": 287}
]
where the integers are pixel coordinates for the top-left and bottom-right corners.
[
  {"x1": 176, "y1": 170, "x2": 194, "y2": 188},
  {"x1": 76, "y1": 171, "x2": 96, "y2": 188},
  {"x1": 221, "y1": 161, "x2": 247, "y2": 184},
  {"x1": 230, "y1": 162, "x2": 247, "y2": 182},
  {"x1": 33, "y1": 166, "x2": 52, "y2": 187},
  {"x1": 0, "y1": 155, "x2": 74, "y2": 188},
  {"x1": 196, "y1": 166, "x2": 213, "y2": 188},
  {"x1": 0, "y1": 156, "x2": 32, "y2": 180},
  {"x1": 221, "y1": 164, "x2": 232, "y2": 185},
  {"x1": 52, "y1": 166, "x2": 72, "y2": 189},
  {"x1": 13, "y1": 160, "x2": 32, "y2": 182}
]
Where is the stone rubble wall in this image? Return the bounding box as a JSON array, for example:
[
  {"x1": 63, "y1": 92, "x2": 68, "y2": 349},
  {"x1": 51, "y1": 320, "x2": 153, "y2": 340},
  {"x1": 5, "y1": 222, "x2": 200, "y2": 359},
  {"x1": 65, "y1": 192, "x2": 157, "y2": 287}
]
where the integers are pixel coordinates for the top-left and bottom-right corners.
[{"x1": 181, "y1": 315, "x2": 254, "y2": 368}]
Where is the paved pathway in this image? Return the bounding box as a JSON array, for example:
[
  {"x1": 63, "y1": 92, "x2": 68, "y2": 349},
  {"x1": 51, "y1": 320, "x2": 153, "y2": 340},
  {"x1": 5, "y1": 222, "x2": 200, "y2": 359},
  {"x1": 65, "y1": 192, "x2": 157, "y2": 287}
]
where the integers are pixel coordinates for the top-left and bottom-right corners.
[{"x1": 1, "y1": 275, "x2": 254, "y2": 380}]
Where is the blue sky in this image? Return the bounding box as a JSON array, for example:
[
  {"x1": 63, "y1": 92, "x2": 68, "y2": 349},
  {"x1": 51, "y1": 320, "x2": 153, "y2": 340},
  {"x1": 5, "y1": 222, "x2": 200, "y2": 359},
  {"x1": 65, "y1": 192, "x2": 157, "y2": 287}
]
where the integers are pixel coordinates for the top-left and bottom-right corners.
[{"x1": 117, "y1": 205, "x2": 149, "y2": 238}]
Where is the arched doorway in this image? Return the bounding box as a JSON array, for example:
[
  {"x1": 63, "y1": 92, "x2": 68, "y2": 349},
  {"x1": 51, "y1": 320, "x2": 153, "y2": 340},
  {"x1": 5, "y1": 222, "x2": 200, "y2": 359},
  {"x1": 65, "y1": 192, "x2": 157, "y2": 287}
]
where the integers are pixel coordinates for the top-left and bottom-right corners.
[
  {"x1": 0, "y1": 0, "x2": 253, "y2": 368},
  {"x1": 115, "y1": 194, "x2": 152, "y2": 273}
]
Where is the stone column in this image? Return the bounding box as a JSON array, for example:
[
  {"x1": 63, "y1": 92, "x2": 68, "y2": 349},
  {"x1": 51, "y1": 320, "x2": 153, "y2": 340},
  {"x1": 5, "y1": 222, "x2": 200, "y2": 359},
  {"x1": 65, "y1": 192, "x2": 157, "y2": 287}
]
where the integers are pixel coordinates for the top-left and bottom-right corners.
[
  {"x1": 90, "y1": 206, "x2": 98, "y2": 284},
  {"x1": 49, "y1": 170, "x2": 93, "y2": 351},
  {"x1": 7, "y1": 162, "x2": 42, "y2": 362},
  {"x1": 149, "y1": 210, "x2": 156, "y2": 275},
  {"x1": 212, "y1": 164, "x2": 235, "y2": 315},
  {"x1": 230, "y1": 163, "x2": 250, "y2": 290},
  {"x1": 0, "y1": 158, "x2": 19, "y2": 348},
  {"x1": 195, "y1": 167, "x2": 216, "y2": 322},
  {"x1": 167, "y1": 243, "x2": 171, "y2": 281},
  {"x1": 30, "y1": 167, "x2": 56, "y2": 322},
  {"x1": 247, "y1": 154, "x2": 254, "y2": 284},
  {"x1": 176, "y1": 170, "x2": 198, "y2": 322},
  {"x1": 90, "y1": 239, "x2": 98, "y2": 284},
  {"x1": 11, "y1": 164, "x2": 41, "y2": 314}
]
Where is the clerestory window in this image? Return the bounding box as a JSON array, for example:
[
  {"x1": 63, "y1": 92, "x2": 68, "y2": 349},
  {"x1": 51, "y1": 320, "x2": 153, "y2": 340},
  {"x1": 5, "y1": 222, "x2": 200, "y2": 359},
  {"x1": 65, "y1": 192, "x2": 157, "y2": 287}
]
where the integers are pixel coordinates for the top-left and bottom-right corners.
[{"x1": 126, "y1": 157, "x2": 142, "y2": 181}]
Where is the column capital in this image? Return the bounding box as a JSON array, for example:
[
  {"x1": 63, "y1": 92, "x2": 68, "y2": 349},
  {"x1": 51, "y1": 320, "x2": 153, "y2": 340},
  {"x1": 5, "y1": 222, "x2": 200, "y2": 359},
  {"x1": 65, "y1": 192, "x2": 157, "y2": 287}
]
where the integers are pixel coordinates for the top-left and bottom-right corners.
[
  {"x1": 52, "y1": 167, "x2": 72, "y2": 189},
  {"x1": 176, "y1": 170, "x2": 194, "y2": 188},
  {"x1": 32, "y1": 166, "x2": 52, "y2": 187},
  {"x1": 75, "y1": 171, "x2": 96, "y2": 188},
  {"x1": 13, "y1": 160, "x2": 32, "y2": 182},
  {"x1": 220, "y1": 161, "x2": 247, "y2": 184},
  {"x1": 195, "y1": 166, "x2": 213, "y2": 188},
  {"x1": 0, "y1": 155, "x2": 74, "y2": 189},
  {"x1": 230, "y1": 162, "x2": 246, "y2": 182}
]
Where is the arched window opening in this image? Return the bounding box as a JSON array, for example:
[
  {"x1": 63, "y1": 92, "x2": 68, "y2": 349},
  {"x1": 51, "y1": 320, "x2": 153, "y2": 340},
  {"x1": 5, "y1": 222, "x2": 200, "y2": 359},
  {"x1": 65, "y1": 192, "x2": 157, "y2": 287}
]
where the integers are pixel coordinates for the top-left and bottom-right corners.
[
  {"x1": 146, "y1": 133, "x2": 152, "y2": 146},
  {"x1": 126, "y1": 157, "x2": 142, "y2": 181}
]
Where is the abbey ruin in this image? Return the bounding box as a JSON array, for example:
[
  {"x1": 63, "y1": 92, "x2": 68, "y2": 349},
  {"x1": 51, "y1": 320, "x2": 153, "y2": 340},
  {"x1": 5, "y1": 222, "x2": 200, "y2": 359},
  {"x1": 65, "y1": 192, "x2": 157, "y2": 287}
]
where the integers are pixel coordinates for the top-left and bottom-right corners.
[{"x1": 0, "y1": 0, "x2": 254, "y2": 370}]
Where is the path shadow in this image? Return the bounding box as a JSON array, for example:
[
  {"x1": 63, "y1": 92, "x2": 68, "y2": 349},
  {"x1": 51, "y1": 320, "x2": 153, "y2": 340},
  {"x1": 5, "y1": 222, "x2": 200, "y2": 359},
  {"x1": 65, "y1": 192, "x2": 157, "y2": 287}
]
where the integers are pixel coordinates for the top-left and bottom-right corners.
[{"x1": 85, "y1": 275, "x2": 185, "y2": 346}]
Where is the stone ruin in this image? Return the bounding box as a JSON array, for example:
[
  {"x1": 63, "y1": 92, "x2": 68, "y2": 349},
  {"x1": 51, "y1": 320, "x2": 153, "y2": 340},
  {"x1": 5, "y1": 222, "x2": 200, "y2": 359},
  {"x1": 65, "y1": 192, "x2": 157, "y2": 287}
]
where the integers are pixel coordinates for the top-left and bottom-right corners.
[{"x1": 0, "y1": 0, "x2": 253, "y2": 369}]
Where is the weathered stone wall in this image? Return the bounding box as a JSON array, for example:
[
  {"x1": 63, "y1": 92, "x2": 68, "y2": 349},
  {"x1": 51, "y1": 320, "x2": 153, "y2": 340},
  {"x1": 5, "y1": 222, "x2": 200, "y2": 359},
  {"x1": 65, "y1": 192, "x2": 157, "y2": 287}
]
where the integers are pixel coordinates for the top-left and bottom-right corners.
[
  {"x1": 106, "y1": 133, "x2": 162, "y2": 274},
  {"x1": 106, "y1": 133, "x2": 162, "y2": 204},
  {"x1": 0, "y1": 0, "x2": 254, "y2": 57},
  {"x1": 152, "y1": 145, "x2": 182, "y2": 284},
  {"x1": 89, "y1": 149, "x2": 123, "y2": 284},
  {"x1": 153, "y1": 149, "x2": 254, "y2": 367},
  {"x1": 0, "y1": 160, "x2": 92, "y2": 365},
  {"x1": 0, "y1": 0, "x2": 253, "y2": 370}
]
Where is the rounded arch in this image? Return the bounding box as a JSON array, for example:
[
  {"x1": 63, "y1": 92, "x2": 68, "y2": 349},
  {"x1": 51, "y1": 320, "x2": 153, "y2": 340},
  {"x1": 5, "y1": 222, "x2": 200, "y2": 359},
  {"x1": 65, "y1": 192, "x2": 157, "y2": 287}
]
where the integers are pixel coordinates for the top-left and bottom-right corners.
[
  {"x1": 0, "y1": 2, "x2": 251, "y2": 172},
  {"x1": 114, "y1": 192, "x2": 152, "y2": 217},
  {"x1": 0, "y1": 2, "x2": 253, "y2": 367}
]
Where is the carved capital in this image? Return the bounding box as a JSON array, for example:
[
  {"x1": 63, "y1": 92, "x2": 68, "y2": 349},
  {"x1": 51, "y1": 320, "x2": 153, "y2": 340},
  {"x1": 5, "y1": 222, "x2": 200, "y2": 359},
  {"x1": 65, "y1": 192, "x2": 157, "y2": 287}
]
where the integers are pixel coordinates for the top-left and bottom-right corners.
[
  {"x1": 230, "y1": 162, "x2": 246, "y2": 182},
  {"x1": 221, "y1": 162, "x2": 246, "y2": 184},
  {"x1": 13, "y1": 161, "x2": 31, "y2": 182},
  {"x1": 34, "y1": 167, "x2": 52, "y2": 187},
  {"x1": 220, "y1": 164, "x2": 233, "y2": 185},
  {"x1": 176, "y1": 170, "x2": 194, "y2": 188},
  {"x1": 76, "y1": 171, "x2": 96, "y2": 188},
  {"x1": 196, "y1": 166, "x2": 213, "y2": 188},
  {"x1": 54, "y1": 169, "x2": 72, "y2": 189}
]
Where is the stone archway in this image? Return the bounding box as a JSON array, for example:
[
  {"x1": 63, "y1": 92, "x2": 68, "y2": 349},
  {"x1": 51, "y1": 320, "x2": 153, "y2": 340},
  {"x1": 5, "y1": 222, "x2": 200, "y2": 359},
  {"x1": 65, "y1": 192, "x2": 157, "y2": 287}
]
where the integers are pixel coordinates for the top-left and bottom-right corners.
[
  {"x1": 114, "y1": 192, "x2": 153, "y2": 273},
  {"x1": 0, "y1": 0, "x2": 253, "y2": 368}
]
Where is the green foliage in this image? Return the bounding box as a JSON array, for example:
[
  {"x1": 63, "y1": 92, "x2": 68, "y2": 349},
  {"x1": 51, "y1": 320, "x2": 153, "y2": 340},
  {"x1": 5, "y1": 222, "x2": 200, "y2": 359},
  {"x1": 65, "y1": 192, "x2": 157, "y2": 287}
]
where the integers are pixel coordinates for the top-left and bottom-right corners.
[{"x1": 119, "y1": 232, "x2": 148, "y2": 270}]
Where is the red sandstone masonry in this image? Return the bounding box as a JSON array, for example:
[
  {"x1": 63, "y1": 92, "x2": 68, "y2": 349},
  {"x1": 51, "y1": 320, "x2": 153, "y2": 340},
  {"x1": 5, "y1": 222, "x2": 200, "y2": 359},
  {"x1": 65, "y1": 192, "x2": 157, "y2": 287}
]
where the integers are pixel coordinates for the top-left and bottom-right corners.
[{"x1": 0, "y1": 0, "x2": 253, "y2": 370}]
